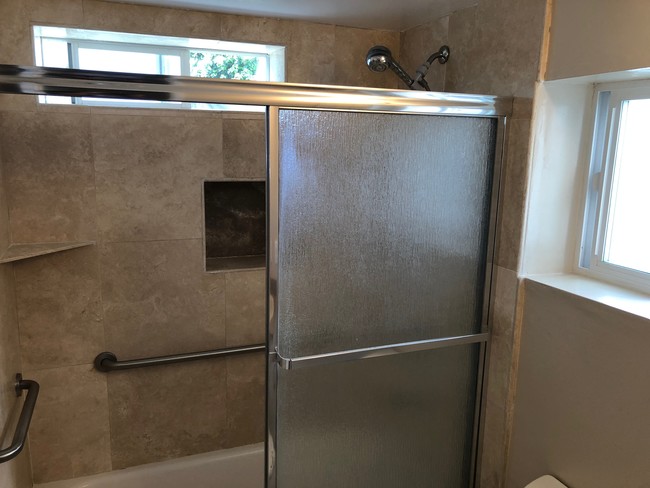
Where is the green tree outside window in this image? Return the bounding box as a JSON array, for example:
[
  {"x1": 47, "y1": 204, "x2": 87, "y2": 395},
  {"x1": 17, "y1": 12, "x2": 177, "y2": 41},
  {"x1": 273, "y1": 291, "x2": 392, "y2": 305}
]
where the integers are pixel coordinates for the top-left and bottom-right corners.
[{"x1": 190, "y1": 51, "x2": 259, "y2": 80}]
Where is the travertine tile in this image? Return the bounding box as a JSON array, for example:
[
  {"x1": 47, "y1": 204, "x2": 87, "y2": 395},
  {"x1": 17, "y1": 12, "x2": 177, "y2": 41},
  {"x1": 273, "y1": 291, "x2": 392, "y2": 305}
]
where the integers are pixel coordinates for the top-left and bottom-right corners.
[
  {"x1": 92, "y1": 113, "x2": 222, "y2": 242},
  {"x1": 225, "y1": 270, "x2": 266, "y2": 347},
  {"x1": 0, "y1": 266, "x2": 21, "y2": 416},
  {"x1": 13, "y1": 246, "x2": 104, "y2": 370},
  {"x1": 445, "y1": 0, "x2": 546, "y2": 98},
  {"x1": 100, "y1": 239, "x2": 226, "y2": 359},
  {"x1": 82, "y1": 0, "x2": 156, "y2": 33},
  {"x1": 107, "y1": 359, "x2": 228, "y2": 468},
  {"x1": 444, "y1": 6, "x2": 480, "y2": 95},
  {"x1": 480, "y1": 266, "x2": 520, "y2": 488},
  {"x1": 220, "y1": 14, "x2": 293, "y2": 45},
  {"x1": 0, "y1": 264, "x2": 31, "y2": 488},
  {"x1": 286, "y1": 22, "x2": 336, "y2": 84},
  {"x1": 226, "y1": 353, "x2": 265, "y2": 447},
  {"x1": 333, "y1": 26, "x2": 400, "y2": 89},
  {"x1": 0, "y1": 136, "x2": 9, "y2": 252},
  {"x1": 222, "y1": 118, "x2": 266, "y2": 179},
  {"x1": 0, "y1": 111, "x2": 96, "y2": 243},
  {"x1": 512, "y1": 97, "x2": 534, "y2": 119},
  {"x1": 27, "y1": 0, "x2": 84, "y2": 24},
  {"x1": 0, "y1": 1, "x2": 31, "y2": 66},
  {"x1": 27, "y1": 364, "x2": 111, "y2": 483},
  {"x1": 496, "y1": 118, "x2": 531, "y2": 271},
  {"x1": 0, "y1": 94, "x2": 38, "y2": 114},
  {"x1": 399, "y1": 16, "x2": 449, "y2": 92},
  {"x1": 152, "y1": 9, "x2": 222, "y2": 39}
]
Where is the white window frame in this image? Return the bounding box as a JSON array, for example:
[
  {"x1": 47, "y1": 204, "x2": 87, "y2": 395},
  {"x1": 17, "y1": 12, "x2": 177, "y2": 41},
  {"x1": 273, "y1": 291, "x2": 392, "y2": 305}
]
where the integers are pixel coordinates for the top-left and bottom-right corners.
[
  {"x1": 33, "y1": 26, "x2": 284, "y2": 111},
  {"x1": 577, "y1": 80, "x2": 650, "y2": 293}
]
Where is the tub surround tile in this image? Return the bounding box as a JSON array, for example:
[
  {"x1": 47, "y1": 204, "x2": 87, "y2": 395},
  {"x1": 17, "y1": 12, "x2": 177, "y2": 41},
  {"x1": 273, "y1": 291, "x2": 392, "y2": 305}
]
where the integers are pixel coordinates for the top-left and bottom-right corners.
[
  {"x1": 480, "y1": 266, "x2": 521, "y2": 488},
  {"x1": 399, "y1": 16, "x2": 449, "y2": 93},
  {"x1": 82, "y1": 0, "x2": 157, "y2": 33},
  {"x1": 495, "y1": 118, "x2": 531, "y2": 272},
  {"x1": 443, "y1": 6, "x2": 480, "y2": 95},
  {"x1": 512, "y1": 97, "x2": 534, "y2": 119},
  {"x1": 226, "y1": 354, "x2": 265, "y2": 447},
  {"x1": 0, "y1": 2, "x2": 32, "y2": 66},
  {"x1": 100, "y1": 239, "x2": 226, "y2": 359},
  {"x1": 151, "y1": 9, "x2": 222, "y2": 39},
  {"x1": 225, "y1": 270, "x2": 266, "y2": 347},
  {"x1": 443, "y1": 0, "x2": 546, "y2": 98},
  {"x1": 92, "y1": 113, "x2": 222, "y2": 242},
  {"x1": 27, "y1": 364, "x2": 111, "y2": 483},
  {"x1": 28, "y1": 0, "x2": 84, "y2": 24},
  {"x1": 287, "y1": 22, "x2": 336, "y2": 85},
  {"x1": 0, "y1": 111, "x2": 96, "y2": 243},
  {"x1": 107, "y1": 359, "x2": 228, "y2": 469},
  {"x1": 222, "y1": 119, "x2": 266, "y2": 179},
  {"x1": 333, "y1": 26, "x2": 400, "y2": 89},
  {"x1": 0, "y1": 266, "x2": 22, "y2": 422},
  {"x1": 14, "y1": 246, "x2": 104, "y2": 371},
  {"x1": 0, "y1": 138, "x2": 31, "y2": 488},
  {"x1": 220, "y1": 14, "x2": 293, "y2": 46},
  {"x1": 0, "y1": 136, "x2": 9, "y2": 253},
  {"x1": 0, "y1": 94, "x2": 38, "y2": 114}
]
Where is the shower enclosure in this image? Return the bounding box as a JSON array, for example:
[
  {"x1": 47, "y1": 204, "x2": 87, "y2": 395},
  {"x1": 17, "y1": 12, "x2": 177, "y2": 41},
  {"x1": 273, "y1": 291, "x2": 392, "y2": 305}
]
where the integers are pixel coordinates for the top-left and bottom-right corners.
[{"x1": 0, "y1": 65, "x2": 507, "y2": 487}]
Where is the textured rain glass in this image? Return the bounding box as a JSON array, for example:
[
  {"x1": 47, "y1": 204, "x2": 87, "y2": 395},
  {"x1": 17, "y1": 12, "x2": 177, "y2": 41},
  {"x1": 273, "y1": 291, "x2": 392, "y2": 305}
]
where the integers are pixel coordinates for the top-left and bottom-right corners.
[
  {"x1": 277, "y1": 110, "x2": 497, "y2": 357},
  {"x1": 276, "y1": 344, "x2": 480, "y2": 487}
]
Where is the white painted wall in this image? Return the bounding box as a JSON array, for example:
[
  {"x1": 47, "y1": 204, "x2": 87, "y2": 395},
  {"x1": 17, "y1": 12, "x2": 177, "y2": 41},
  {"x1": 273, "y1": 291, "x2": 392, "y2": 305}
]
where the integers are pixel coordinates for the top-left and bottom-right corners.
[{"x1": 546, "y1": 0, "x2": 650, "y2": 80}]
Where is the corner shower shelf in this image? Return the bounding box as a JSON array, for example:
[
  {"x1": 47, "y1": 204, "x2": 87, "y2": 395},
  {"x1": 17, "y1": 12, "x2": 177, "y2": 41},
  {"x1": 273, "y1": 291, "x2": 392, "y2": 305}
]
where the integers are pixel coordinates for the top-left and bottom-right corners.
[{"x1": 0, "y1": 241, "x2": 95, "y2": 264}]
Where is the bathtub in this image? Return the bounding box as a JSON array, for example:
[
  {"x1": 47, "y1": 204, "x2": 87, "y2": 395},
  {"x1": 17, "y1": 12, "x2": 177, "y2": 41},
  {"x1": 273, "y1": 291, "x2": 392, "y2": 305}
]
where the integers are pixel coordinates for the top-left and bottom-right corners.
[{"x1": 34, "y1": 443, "x2": 264, "y2": 488}]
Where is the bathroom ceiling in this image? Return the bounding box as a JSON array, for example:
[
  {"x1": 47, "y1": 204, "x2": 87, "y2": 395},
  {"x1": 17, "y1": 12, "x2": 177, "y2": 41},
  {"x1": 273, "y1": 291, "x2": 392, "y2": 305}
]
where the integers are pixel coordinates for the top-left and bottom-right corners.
[{"x1": 105, "y1": 0, "x2": 477, "y2": 31}]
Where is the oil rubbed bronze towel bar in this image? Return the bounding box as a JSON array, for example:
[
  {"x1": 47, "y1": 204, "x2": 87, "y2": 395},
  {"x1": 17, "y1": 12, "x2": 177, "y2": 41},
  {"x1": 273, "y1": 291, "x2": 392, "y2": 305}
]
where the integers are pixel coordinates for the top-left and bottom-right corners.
[
  {"x1": 94, "y1": 344, "x2": 266, "y2": 373},
  {"x1": 0, "y1": 374, "x2": 40, "y2": 464}
]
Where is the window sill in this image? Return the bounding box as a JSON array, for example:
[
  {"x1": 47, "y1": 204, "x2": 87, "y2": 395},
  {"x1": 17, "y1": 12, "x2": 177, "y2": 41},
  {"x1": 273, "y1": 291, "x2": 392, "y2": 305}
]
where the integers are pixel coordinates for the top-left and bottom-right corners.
[{"x1": 525, "y1": 273, "x2": 650, "y2": 322}]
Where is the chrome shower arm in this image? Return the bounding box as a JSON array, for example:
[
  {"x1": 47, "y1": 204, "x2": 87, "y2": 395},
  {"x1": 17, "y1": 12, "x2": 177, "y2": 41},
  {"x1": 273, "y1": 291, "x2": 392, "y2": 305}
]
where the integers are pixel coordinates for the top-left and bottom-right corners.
[{"x1": 413, "y1": 45, "x2": 450, "y2": 89}]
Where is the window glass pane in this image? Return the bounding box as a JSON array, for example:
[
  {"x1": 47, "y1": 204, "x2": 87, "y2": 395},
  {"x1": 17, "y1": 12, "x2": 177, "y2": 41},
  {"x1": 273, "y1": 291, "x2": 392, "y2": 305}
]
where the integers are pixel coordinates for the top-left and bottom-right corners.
[
  {"x1": 603, "y1": 98, "x2": 650, "y2": 274},
  {"x1": 162, "y1": 54, "x2": 182, "y2": 76},
  {"x1": 189, "y1": 50, "x2": 266, "y2": 80},
  {"x1": 78, "y1": 48, "x2": 163, "y2": 74},
  {"x1": 41, "y1": 38, "x2": 70, "y2": 68}
]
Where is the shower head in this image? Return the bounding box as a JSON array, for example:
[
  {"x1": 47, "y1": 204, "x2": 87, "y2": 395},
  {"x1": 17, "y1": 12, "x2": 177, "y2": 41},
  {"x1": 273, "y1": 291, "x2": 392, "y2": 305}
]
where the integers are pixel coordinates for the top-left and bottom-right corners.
[
  {"x1": 366, "y1": 44, "x2": 450, "y2": 91},
  {"x1": 365, "y1": 45, "x2": 415, "y2": 89},
  {"x1": 366, "y1": 45, "x2": 393, "y2": 73}
]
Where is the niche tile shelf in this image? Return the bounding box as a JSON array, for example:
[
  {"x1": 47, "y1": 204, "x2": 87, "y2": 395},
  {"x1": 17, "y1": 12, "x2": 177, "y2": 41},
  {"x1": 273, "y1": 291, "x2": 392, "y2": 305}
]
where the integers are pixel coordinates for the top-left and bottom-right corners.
[
  {"x1": 204, "y1": 181, "x2": 266, "y2": 272},
  {"x1": 0, "y1": 241, "x2": 95, "y2": 264}
]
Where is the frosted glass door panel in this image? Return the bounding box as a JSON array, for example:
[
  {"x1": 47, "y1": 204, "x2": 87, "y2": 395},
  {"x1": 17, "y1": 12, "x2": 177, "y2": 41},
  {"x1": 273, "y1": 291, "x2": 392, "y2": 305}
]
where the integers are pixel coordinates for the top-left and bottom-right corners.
[
  {"x1": 276, "y1": 344, "x2": 480, "y2": 487},
  {"x1": 277, "y1": 110, "x2": 497, "y2": 357}
]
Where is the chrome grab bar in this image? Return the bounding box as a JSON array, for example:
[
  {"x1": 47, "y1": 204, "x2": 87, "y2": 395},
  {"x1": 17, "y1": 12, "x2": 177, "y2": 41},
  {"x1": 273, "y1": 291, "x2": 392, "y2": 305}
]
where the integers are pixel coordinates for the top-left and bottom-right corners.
[
  {"x1": 0, "y1": 374, "x2": 40, "y2": 464},
  {"x1": 94, "y1": 344, "x2": 266, "y2": 372}
]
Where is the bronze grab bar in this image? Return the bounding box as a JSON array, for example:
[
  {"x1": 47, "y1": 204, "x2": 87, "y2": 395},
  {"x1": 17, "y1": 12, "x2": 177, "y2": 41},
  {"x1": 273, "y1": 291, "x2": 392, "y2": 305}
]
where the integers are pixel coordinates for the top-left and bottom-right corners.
[
  {"x1": 0, "y1": 374, "x2": 39, "y2": 464},
  {"x1": 94, "y1": 344, "x2": 266, "y2": 372}
]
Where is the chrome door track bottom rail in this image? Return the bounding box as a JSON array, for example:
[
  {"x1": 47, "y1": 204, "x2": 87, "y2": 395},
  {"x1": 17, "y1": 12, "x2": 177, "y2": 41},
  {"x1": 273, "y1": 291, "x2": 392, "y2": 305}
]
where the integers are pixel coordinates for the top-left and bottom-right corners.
[{"x1": 274, "y1": 333, "x2": 489, "y2": 370}]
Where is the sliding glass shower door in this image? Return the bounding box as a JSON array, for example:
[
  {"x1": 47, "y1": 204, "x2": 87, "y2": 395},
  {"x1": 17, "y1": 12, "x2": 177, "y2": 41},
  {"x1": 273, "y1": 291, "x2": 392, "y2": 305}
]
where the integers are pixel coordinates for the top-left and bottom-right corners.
[{"x1": 267, "y1": 108, "x2": 500, "y2": 488}]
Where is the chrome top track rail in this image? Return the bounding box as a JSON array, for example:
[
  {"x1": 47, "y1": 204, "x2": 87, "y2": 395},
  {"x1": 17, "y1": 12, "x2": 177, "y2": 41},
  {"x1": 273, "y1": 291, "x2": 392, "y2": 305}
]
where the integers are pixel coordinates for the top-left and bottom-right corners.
[{"x1": 0, "y1": 64, "x2": 512, "y2": 116}]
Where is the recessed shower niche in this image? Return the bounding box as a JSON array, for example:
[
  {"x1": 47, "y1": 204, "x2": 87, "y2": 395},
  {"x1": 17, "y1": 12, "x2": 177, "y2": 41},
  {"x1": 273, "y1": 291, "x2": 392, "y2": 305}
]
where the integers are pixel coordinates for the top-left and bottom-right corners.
[{"x1": 204, "y1": 181, "x2": 266, "y2": 272}]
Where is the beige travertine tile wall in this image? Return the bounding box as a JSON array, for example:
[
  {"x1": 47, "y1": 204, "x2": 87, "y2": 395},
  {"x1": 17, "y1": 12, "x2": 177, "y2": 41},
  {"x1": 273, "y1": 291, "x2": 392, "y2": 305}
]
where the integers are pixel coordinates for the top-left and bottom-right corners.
[
  {"x1": 0, "y1": 0, "x2": 401, "y2": 484},
  {"x1": 399, "y1": 2, "x2": 548, "y2": 487},
  {"x1": 0, "y1": 135, "x2": 32, "y2": 488}
]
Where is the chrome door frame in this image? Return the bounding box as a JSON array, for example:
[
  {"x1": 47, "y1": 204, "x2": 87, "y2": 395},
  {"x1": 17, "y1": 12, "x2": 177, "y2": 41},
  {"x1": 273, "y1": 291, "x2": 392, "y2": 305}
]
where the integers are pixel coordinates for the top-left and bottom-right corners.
[
  {"x1": 0, "y1": 64, "x2": 509, "y2": 488},
  {"x1": 267, "y1": 106, "x2": 507, "y2": 488}
]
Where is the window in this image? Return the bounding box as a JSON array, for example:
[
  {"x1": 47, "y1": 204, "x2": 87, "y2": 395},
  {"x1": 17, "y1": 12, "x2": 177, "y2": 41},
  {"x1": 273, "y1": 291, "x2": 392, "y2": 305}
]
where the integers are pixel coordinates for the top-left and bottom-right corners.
[
  {"x1": 579, "y1": 82, "x2": 650, "y2": 292},
  {"x1": 33, "y1": 26, "x2": 285, "y2": 111}
]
